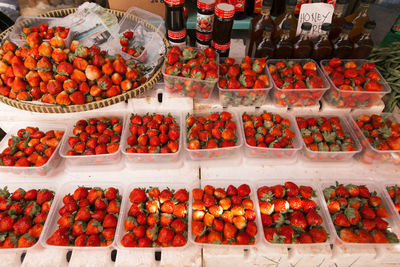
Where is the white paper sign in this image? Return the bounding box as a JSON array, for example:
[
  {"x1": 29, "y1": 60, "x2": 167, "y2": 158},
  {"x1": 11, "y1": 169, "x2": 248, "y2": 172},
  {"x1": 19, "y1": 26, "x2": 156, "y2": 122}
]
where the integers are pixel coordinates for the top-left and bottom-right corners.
[{"x1": 296, "y1": 3, "x2": 334, "y2": 37}]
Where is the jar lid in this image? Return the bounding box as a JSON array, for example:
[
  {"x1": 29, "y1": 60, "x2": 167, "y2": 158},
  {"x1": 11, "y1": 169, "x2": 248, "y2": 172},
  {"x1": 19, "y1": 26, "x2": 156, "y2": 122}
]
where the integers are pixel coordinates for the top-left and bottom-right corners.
[
  {"x1": 215, "y1": 3, "x2": 235, "y2": 18},
  {"x1": 197, "y1": 0, "x2": 215, "y2": 11},
  {"x1": 165, "y1": 0, "x2": 184, "y2": 5}
]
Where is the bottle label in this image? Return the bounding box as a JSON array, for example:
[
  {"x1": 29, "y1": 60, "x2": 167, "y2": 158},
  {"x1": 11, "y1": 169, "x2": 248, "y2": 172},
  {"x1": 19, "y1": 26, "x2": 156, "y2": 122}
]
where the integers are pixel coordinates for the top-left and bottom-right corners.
[
  {"x1": 169, "y1": 40, "x2": 186, "y2": 47},
  {"x1": 196, "y1": 14, "x2": 214, "y2": 33},
  {"x1": 254, "y1": 0, "x2": 262, "y2": 13},
  {"x1": 234, "y1": 0, "x2": 246, "y2": 12},
  {"x1": 196, "y1": 42, "x2": 210, "y2": 49},
  {"x1": 165, "y1": 0, "x2": 184, "y2": 5},
  {"x1": 196, "y1": 32, "x2": 212, "y2": 42},
  {"x1": 212, "y1": 40, "x2": 231, "y2": 51},
  {"x1": 168, "y1": 29, "x2": 187, "y2": 41}
]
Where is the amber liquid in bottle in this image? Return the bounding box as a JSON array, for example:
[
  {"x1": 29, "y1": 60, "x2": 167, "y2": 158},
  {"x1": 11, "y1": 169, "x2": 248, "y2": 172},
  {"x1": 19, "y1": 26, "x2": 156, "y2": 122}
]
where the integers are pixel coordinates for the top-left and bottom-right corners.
[
  {"x1": 273, "y1": 4, "x2": 298, "y2": 40},
  {"x1": 346, "y1": 2, "x2": 371, "y2": 40},
  {"x1": 273, "y1": 28, "x2": 293, "y2": 59},
  {"x1": 293, "y1": 25, "x2": 313, "y2": 59},
  {"x1": 311, "y1": 27, "x2": 333, "y2": 62},
  {"x1": 255, "y1": 30, "x2": 275, "y2": 58},
  {"x1": 246, "y1": 3, "x2": 275, "y2": 57},
  {"x1": 333, "y1": 27, "x2": 353, "y2": 59},
  {"x1": 329, "y1": 2, "x2": 346, "y2": 41},
  {"x1": 271, "y1": 0, "x2": 285, "y2": 17},
  {"x1": 350, "y1": 28, "x2": 374, "y2": 59}
]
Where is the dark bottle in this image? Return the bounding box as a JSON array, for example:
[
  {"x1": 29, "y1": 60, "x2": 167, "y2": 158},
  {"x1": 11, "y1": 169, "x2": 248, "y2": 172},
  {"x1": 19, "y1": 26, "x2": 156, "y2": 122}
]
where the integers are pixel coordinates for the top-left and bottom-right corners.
[
  {"x1": 254, "y1": 24, "x2": 275, "y2": 58},
  {"x1": 329, "y1": 0, "x2": 348, "y2": 41},
  {"x1": 165, "y1": 0, "x2": 187, "y2": 46},
  {"x1": 346, "y1": 0, "x2": 373, "y2": 40},
  {"x1": 273, "y1": 21, "x2": 293, "y2": 59},
  {"x1": 246, "y1": 0, "x2": 274, "y2": 57},
  {"x1": 311, "y1": 23, "x2": 333, "y2": 62},
  {"x1": 234, "y1": 0, "x2": 249, "y2": 19},
  {"x1": 196, "y1": 0, "x2": 215, "y2": 48},
  {"x1": 350, "y1": 20, "x2": 376, "y2": 59},
  {"x1": 332, "y1": 21, "x2": 354, "y2": 59},
  {"x1": 292, "y1": 22, "x2": 313, "y2": 59},
  {"x1": 271, "y1": 0, "x2": 285, "y2": 17},
  {"x1": 246, "y1": 0, "x2": 255, "y2": 16},
  {"x1": 273, "y1": 0, "x2": 298, "y2": 40},
  {"x1": 212, "y1": 3, "x2": 235, "y2": 57}
]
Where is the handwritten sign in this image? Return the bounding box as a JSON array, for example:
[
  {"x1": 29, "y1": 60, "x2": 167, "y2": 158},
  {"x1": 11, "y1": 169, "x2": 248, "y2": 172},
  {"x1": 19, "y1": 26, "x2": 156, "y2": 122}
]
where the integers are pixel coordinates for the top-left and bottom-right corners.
[{"x1": 296, "y1": 3, "x2": 334, "y2": 38}]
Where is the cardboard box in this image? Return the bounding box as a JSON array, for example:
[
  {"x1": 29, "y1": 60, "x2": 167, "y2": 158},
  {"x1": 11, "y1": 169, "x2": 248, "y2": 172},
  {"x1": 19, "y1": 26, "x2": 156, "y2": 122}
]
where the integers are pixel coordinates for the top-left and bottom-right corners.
[{"x1": 108, "y1": 0, "x2": 165, "y2": 18}]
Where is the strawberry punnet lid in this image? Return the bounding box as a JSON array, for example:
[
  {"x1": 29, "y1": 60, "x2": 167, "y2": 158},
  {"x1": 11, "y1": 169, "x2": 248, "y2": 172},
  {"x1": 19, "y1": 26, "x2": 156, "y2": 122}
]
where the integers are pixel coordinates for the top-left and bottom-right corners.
[
  {"x1": 215, "y1": 3, "x2": 235, "y2": 18},
  {"x1": 165, "y1": 0, "x2": 185, "y2": 5},
  {"x1": 197, "y1": 0, "x2": 215, "y2": 11}
]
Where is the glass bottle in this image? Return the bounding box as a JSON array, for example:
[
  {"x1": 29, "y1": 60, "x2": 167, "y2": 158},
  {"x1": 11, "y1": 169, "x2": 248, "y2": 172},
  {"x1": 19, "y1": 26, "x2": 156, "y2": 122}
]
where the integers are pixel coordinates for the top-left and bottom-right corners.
[
  {"x1": 293, "y1": 22, "x2": 313, "y2": 59},
  {"x1": 212, "y1": 3, "x2": 235, "y2": 57},
  {"x1": 350, "y1": 20, "x2": 376, "y2": 59},
  {"x1": 234, "y1": 0, "x2": 250, "y2": 19},
  {"x1": 271, "y1": 0, "x2": 285, "y2": 17},
  {"x1": 273, "y1": 21, "x2": 293, "y2": 59},
  {"x1": 332, "y1": 21, "x2": 354, "y2": 59},
  {"x1": 195, "y1": 0, "x2": 215, "y2": 48},
  {"x1": 328, "y1": 0, "x2": 348, "y2": 41},
  {"x1": 254, "y1": 24, "x2": 275, "y2": 58},
  {"x1": 165, "y1": 0, "x2": 186, "y2": 46},
  {"x1": 345, "y1": 0, "x2": 373, "y2": 40},
  {"x1": 273, "y1": 0, "x2": 298, "y2": 40},
  {"x1": 311, "y1": 23, "x2": 333, "y2": 62},
  {"x1": 246, "y1": 0, "x2": 274, "y2": 57}
]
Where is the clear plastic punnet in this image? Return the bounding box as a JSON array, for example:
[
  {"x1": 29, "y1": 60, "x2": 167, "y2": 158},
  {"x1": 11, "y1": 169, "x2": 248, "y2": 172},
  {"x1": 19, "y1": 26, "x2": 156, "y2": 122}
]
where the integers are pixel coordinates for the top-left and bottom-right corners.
[
  {"x1": 240, "y1": 111, "x2": 302, "y2": 162},
  {"x1": 349, "y1": 112, "x2": 400, "y2": 165},
  {"x1": 218, "y1": 57, "x2": 272, "y2": 107},
  {"x1": 320, "y1": 59, "x2": 391, "y2": 109},
  {"x1": 267, "y1": 59, "x2": 330, "y2": 108},
  {"x1": 0, "y1": 122, "x2": 66, "y2": 176},
  {"x1": 9, "y1": 16, "x2": 73, "y2": 48}
]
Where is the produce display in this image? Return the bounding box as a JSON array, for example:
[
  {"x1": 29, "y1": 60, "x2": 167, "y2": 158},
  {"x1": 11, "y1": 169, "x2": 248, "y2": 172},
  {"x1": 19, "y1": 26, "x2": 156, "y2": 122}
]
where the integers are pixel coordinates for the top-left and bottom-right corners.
[
  {"x1": 296, "y1": 116, "x2": 358, "y2": 161},
  {"x1": 386, "y1": 185, "x2": 400, "y2": 213},
  {"x1": 322, "y1": 58, "x2": 389, "y2": 108},
  {"x1": 119, "y1": 30, "x2": 145, "y2": 59},
  {"x1": 323, "y1": 182, "x2": 399, "y2": 244},
  {"x1": 20, "y1": 24, "x2": 70, "y2": 41},
  {"x1": 257, "y1": 181, "x2": 328, "y2": 244},
  {"x1": 353, "y1": 114, "x2": 400, "y2": 165},
  {"x1": 0, "y1": 35, "x2": 148, "y2": 106},
  {"x1": 46, "y1": 186, "x2": 122, "y2": 247},
  {"x1": 218, "y1": 57, "x2": 270, "y2": 107},
  {"x1": 0, "y1": 186, "x2": 54, "y2": 248},
  {"x1": 268, "y1": 60, "x2": 327, "y2": 107},
  {"x1": 65, "y1": 117, "x2": 123, "y2": 156},
  {"x1": 0, "y1": 126, "x2": 64, "y2": 167},
  {"x1": 125, "y1": 113, "x2": 180, "y2": 154},
  {"x1": 121, "y1": 186, "x2": 189, "y2": 247},
  {"x1": 191, "y1": 184, "x2": 258, "y2": 245},
  {"x1": 163, "y1": 46, "x2": 218, "y2": 99}
]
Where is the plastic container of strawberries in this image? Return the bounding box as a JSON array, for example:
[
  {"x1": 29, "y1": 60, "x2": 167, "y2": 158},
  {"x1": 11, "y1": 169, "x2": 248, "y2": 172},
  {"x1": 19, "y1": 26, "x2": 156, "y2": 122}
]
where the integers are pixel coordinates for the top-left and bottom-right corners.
[
  {"x1": 254, "y1": 179, "x2": 333, "y2": 247},
  {"x1": 9, "y1": 16, "x2": 73, "y2": 48},
  {"x1": 183, "y1": 110, "x2": 243, "y2": 161},
  {"x1": 0, "y1": 122, "x2": 66, "y2": 177},
  {"x1": 267, "y1": 59, "x2": 330, "y2": 108},
  {"x1": 320, "y1": 59, "x2": 391, "y2": 109},
  {"x1": 189, "y1": 180, "x2": 260, "y2": 249},
  {"x1": 115, "y1": 181, "x2": 193, "y2": 250},
  {"x1": 296, "y1": 114, "x2": 362, "y2": 162},
  {"x1": 120, "y1": 111, "x2": 183, "y2": 167},
  {"x1": 162, "y1": 47, "x2": 219, "y2": 100},
  {"x1": 239, "y1": 111, "x2": 302, "y2": 163},
  {"x1": 0, "y1": 181, "x2": 58, "y2": 252},
  {"x1": 109, "y1": 7, "x2": 164, "y2": 64},
  {"x1": 59, "y1": 111, "x2": 125, "y2": 167},
  {"x1": 318, "y1": 179, "x2": 400, "y2": 247},
  {"x1": 218, "y1": 57, "x2": 272, "y2": 107},
  {"x1": 348, "y1": 112, "x2": 400, "y2": 165},
  {"x1": 41, "y1": 181, "x2": 124, "y2": 250},
  {"x1": 382, "y1": 183, "x2": 400, "y2": 225}
]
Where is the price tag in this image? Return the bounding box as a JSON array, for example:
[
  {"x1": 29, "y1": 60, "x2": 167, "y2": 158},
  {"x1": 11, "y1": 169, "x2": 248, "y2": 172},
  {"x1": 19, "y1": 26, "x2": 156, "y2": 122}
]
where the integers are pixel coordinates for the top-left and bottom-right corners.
[{"x1": 296, "y1": 3, "x2": 334, "y2": 38}]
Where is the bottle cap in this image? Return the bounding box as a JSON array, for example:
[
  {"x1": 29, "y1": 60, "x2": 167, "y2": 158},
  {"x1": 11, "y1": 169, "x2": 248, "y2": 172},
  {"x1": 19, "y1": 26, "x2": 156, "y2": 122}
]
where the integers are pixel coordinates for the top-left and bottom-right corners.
[
  {"x1": 343, "y1": 22, "x2": 354, "y2": 31},
  {"x1": 287, "y1": 0, "x2": 297, "y2": 7},
  {"x1": 197, "y1": 0, "x2": 215, "y2": 11},
  {"x1": 215, "y1": 3, "x2": 235, "y2": 18},
  {"x1": 321, "y1": 23, "x2": 332, "y2": 32},
  {"x1": 165, "y1": 0, "x2": 184, "y2": 5},
  {"x1": 262, "y1": 0, "x2": 273, "y2": 7},
  {"x1": 336, "y1": 0, "x2": 348, "y2": 4},
  {"x1": 282, "y1": 21, "x2": 292, "y2": 31},
  {"x1": 301, "y1": 22, "x2": 312, "y2": 31},
  {"x1": 263, "y1": 24, "x2": 274, "y2": 32},
  {"x1": 364, "y1": 20, "x2": 376, "y2": 30}
]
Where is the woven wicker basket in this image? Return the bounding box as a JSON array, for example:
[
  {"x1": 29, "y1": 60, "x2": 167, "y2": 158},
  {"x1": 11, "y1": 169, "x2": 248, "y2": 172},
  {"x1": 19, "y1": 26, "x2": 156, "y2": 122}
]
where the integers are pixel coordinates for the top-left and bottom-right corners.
[{"x1": 0, "y1": 8, "x2": 167, "y2": 113}]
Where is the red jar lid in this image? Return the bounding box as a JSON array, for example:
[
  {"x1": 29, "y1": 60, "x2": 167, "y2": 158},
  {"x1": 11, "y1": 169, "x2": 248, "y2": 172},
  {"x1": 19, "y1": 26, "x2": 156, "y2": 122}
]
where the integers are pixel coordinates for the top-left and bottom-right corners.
[
  {"x1": 165, "y1": 0, "x2": 184, "y2": 5},
  {"x1": 197, "y1": 0, "x2": 215, "y2": 11},
  {"x1": 215, "y1": 3, "x2": 235, "y2": 18}
]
